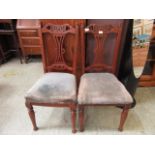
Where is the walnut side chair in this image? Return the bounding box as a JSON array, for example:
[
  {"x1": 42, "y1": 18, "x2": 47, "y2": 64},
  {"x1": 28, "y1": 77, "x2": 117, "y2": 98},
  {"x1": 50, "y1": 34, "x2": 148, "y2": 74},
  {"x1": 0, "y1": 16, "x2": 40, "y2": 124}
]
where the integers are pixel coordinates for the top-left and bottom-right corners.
[
  {"x1": 78, "y1": 24, "x2": 133, "y2": 132},
  {"x1": 25, "y1": 24, "x2": 79, "y2": 133}
]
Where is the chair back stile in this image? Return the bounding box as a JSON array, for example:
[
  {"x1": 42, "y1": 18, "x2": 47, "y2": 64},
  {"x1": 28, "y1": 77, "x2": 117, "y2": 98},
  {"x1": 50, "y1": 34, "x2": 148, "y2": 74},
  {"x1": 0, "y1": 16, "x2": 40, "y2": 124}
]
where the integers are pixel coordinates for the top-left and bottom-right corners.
[{"x1": 41, "y1": 24, "x2": 79, "y2": 75}]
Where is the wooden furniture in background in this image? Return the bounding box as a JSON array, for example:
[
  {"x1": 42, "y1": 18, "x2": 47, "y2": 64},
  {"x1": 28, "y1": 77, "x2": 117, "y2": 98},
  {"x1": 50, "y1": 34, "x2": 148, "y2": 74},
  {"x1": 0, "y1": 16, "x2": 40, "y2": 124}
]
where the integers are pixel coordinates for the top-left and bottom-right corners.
[
  {"x1": 17, "y1": 19, "x2": 43, "y2": 63},
  {"x1": 25, "y1": 24, "x2": 79, "y2": 133},
  {"x1": 78, "y1": 24, "x2": 133, "y2": 132},
  {"x1": 139, "y1": 21, "x2": 155, "y2": 87},
  {"x1": 0, "y1": 19, "x2": 22, "y2": 64}
]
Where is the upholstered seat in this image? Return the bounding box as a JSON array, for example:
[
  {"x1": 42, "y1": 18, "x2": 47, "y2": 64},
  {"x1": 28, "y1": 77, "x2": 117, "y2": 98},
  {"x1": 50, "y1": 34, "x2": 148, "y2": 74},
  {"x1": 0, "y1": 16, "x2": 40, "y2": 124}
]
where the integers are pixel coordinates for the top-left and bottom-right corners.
[
  {"x1": 78, "y1": 73, "x2": 133, "y2": 105},
  {"x1": 25, "y1": 72, "x2": 76, "y2": 104}
]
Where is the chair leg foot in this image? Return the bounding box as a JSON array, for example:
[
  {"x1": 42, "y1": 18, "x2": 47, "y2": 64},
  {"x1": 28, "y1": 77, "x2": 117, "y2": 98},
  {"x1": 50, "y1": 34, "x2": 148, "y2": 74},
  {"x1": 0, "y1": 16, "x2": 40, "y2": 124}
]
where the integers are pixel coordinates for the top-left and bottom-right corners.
[
  {"x1": 25, "y1": 102, "x2": 38, "y2": 131},
  {"x1": 79, "y1": 106, "x2": 84, "y2": 132},
  {"x1": 71, "y1": 107, "x2": 77, "y2": 134},
  {"x1": 118, "y1": 106, "x2": 129, "y2": 132},
  {"x1": 33, "y1": 126, "x2": 38, "y2": 131}
]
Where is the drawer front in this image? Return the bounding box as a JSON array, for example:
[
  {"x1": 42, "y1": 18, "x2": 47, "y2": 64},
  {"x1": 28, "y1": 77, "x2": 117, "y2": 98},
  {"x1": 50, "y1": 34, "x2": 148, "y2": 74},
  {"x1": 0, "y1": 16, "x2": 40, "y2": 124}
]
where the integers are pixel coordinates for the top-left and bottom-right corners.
[
  {"x1": 19, "y1": 30, "x2": 39, "y2": 37},
  {"x1": 23, "y1": 47, "x2": 41, "y2": 55},
  {"x1": 21, "y1": 38, "x2": 41, "y2": 46}
]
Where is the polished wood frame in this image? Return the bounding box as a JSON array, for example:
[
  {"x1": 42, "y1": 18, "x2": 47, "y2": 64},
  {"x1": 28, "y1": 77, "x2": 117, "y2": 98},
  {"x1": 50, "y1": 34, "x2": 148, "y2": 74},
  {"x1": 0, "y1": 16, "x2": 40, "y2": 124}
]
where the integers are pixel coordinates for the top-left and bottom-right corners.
[
  {"x1": 79, "y1": 24, "x2": 132, "y2": 132},
  {"x1": 25, "y1": 24, "x2": 79, "y2": 133}
]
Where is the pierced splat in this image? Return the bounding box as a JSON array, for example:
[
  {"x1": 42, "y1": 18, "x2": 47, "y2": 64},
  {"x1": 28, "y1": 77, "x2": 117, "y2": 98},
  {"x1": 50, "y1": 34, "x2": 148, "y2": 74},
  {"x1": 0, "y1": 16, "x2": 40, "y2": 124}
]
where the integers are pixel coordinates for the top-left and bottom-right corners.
[
  {"x1": 42, "y1": 24, "x2": 78, "y2": 73},
  {"x1": 84, "y1": 24, "x2": 122, "y2": 73},
  {"x1": 51, "y1": 34, "x2": 70, "y2": 71},
  {"x1": 93, "y1": 34, "x2": 107, "y2": 64}
]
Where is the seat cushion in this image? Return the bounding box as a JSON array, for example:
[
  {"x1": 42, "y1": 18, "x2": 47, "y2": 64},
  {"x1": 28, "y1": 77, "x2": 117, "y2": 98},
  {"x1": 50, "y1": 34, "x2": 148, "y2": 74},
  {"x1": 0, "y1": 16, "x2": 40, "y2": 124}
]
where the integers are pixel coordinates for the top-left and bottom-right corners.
[
  {"x1": 78, "y1": 73, "x2": 133, "y2": 105},
  {"x1": 25, "y1": 72, "x2": 76, "y2": 104}
]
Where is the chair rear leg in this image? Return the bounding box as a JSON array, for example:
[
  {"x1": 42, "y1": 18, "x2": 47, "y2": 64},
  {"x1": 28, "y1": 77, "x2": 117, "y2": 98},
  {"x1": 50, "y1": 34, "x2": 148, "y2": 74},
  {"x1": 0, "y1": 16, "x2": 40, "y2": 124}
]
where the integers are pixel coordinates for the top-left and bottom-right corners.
[
  {"x1": 79, "y1": 106, "x2": 84, "y2": 132},
  {"x1": 25, "y1": 102, "x2": 38, "y2": 131},
  {"x1": 118, "y1": 105, "x2": 129, "y2": 131},
  {"x1": 70, "y1": 105, "x2": 77, "y2": 133}
]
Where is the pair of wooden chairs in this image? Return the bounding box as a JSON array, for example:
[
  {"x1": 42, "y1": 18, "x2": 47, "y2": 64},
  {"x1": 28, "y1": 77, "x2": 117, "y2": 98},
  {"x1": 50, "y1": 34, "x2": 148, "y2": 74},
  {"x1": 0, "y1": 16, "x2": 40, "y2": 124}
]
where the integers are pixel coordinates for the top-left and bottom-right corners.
[{"x1": 25, "y1": 24, "x2": 133, "y2": 133}]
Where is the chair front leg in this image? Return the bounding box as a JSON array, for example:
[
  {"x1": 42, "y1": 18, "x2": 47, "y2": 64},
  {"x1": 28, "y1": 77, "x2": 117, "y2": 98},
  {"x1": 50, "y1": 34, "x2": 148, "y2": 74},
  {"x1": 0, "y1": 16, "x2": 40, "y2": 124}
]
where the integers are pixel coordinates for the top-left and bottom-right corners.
[
  {"x1": 25, "y1": 101, "x2": 38, "y2": 131},
  {"x1": 79, "y1": 106, "x2": 85, "y2": 132},
  {"x1": 70, "y1": 105, "x2": 77, "y2": 133},
  {"x1": 118, "y1": 105, "x2": 129, "y2": 131}
]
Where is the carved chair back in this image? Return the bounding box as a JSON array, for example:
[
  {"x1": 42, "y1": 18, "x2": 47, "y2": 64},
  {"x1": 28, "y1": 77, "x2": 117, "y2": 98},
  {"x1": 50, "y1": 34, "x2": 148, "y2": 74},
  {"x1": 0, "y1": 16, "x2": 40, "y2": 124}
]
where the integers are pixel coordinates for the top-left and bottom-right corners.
[
  {"x1": 41, "y1": 24, "x2": 79, "y2": 75},
  {"x1": 83, "y1": 24, "x2": 123, "y2": 75}
]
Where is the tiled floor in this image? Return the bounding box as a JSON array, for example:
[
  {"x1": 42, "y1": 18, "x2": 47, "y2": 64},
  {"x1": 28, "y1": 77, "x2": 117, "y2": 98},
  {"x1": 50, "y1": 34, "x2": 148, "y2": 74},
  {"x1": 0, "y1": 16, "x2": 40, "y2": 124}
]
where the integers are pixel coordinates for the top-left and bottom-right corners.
[{"x1": 0, "y1": 58, "x2": 155, "y2": 134}]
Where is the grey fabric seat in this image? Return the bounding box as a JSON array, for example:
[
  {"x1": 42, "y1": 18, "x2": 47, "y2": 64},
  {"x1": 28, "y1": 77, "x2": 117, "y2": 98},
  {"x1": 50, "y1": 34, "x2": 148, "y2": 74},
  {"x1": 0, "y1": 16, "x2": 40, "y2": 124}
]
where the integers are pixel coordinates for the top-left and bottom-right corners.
[
  {"x1": 78, "y1": 73, "x2": 133, "y2": 105},
  {"x1": 25, "y1": 72, "x2": 76, "y2": 104}
]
